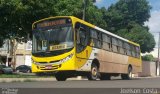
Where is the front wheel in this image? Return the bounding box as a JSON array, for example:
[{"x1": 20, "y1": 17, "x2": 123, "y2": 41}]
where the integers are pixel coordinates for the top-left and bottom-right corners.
[
  {"x1": 55, "y1": 72, "x2": 67, "y2": 81},
  {"x1": 121, "y1": 66, "x2": 132, "y2": 80},
  {"x1": 87, "y1": 63, "x2": 99, "y2": 80}
]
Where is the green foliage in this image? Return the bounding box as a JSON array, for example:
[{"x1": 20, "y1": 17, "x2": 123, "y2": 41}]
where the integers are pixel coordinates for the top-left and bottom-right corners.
[
  {"x1": 0, "y1": 0, "x2": 156, "y2": 53},
  {"x1": 0, "y1": 0, "x2": 107, "y2": 45},
  {"x1": 105, "y1": 0, "x2": 151, "y2": 32},
  {"x1": 54, "y1": 0, "x2": 83, "y2": 16},
  {"x1": 105, "y1": 0, "x2": 155, "y2": 53},
  {"x1": 0, "y1": 0, "x2": 57, "y2": 43},
  {"x1": 142, "y1": 54, "x2": 154, "y2": 61},
  {"x1": 86, "y1": 6, "x2": 107, "y2": 29},
  {"x1": 117, "y1": 24, "x2": 155, "y2": 53}
]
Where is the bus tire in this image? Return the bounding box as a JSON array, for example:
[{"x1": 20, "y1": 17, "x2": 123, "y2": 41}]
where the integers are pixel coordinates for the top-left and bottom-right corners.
[
  {"x1": 121, "y1": 66, "x2": 132, "y2": 80},
  {"x1": 100, "y1": 73, "x2": 111, "y2": 80},
  {"x1": 55, "y1": 72, "x2": 67, "y2": 81},
  {"x1": 87, "y1": 63, "x2": 99, "y2": 80}
]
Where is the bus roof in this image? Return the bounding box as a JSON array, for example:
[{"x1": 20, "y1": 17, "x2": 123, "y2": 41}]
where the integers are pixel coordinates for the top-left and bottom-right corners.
[
  {"x1": 70, "y1": 16, "x2": 140, "y2": 46},
  {"x1": 32, "y1": 16, "x2": 140, "y2": 46}
]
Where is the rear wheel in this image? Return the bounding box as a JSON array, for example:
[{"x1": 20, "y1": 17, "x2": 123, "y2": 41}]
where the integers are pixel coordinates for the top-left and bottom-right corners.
[
  {"x1": 100, "y1": 73, "x2": 111, "y2": 80},
  {"x1": 121, "y1": 66, "x2": 132, "y2": 80},
  {"x1": 87, "y1": 63, "x2": 99, "y2": 80},
  {"x1": 55, "y1": 72, "x2": 67, "y2": 81}
]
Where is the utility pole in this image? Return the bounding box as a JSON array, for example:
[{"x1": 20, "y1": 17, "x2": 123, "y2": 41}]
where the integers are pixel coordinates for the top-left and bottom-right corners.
[
  {"x1": 82, "y1": 0, "x2": 96, "y2": 20},
  {"x1": 157, "y1": 32, "x2": 160, "y2": 76},
  {"x1": 82, "y1": 0, "x2": 86, "y2": 20}
]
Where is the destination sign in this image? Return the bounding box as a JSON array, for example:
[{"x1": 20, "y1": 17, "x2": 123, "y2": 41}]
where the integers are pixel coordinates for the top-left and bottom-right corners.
[
  {"x1": 37, "y1": 19, "x2": 66, "y2": 28},
  {"x1": 50, "y1": 44, "x2": 67, "y2": 51}
]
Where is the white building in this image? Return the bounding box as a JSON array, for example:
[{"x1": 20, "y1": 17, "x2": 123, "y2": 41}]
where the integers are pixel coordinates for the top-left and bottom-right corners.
[
  {"x1": 0, "y1": 39, "x2": 32, "y2": 67},
  {"x1": 15, "y1": 40, "x2": 32, "y2": 67}
]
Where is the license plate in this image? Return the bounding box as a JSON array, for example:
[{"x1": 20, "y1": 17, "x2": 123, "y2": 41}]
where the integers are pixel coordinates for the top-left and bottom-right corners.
[{"x1": 45, "y1": 65, "x2": 52, "y2": 69}]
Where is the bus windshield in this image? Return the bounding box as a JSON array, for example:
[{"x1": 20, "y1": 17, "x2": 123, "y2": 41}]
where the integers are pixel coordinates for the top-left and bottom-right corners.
[{"x1": 32, "y1": 25, "x2": 74, "y2": 53}]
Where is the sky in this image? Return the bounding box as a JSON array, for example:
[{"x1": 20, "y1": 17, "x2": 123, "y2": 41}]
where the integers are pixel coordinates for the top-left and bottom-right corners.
[{"x1": 95, "y1": 0, "x2": 160, "y2": 57}]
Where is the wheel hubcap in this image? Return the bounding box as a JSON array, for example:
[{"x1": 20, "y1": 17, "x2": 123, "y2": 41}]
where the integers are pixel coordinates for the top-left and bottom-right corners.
[
  {"x1": 129, "y1": 72, "x2": 132, "y2": 78},
  {"x1": 92, "y1": 68, "x2": 97, "y2": 76}
]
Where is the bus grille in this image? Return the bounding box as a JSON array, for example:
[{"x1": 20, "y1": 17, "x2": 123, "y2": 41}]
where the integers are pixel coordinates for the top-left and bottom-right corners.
[{"x1": 39, "y1": 64, "x2": 62, "y2": 70}]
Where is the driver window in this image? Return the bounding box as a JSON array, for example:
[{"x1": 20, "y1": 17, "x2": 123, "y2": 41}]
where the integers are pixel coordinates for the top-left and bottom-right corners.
[
  {"x1": 75, "y1": 23, "x2": 89, "y2": 53},
  {"x1": 79, "y1": 28, "x2": 87, "y2": 46}
]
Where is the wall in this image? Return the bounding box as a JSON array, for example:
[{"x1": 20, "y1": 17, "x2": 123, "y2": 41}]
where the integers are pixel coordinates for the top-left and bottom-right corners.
[
  {"x1": 25, "y1": 55, "x2": 31, "y2": 66},
  {"x1": 138, "y1": 61, "x2": 156, "y2": 77},
  {"x1": 16, "y1": 55, "x2": 25, "y2": 67},
  {"x1": 0, "y1": 40, "x2": 32, "y2": 67},
  {"x1": 15, "y1": 41, "x2": 32, "y2": 67}
]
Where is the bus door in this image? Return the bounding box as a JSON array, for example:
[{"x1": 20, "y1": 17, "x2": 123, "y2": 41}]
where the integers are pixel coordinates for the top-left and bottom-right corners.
[{"x1": 75, "y1": 23, "x2": 90, "y2": 68}]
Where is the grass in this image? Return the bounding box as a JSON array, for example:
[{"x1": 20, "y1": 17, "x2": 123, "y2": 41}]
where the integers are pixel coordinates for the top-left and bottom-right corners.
[
  {"x1": 0, "y1": 73, "x2": 54, "y2": 78},
  {"x1": 0, "y1": 73, "x2": 55, "y2": 83}
]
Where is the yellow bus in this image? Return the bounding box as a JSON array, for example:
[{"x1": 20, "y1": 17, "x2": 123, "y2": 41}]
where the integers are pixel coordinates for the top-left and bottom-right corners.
[{"x1": 32, "y1": 16, "x2": 142, "y2": 81}]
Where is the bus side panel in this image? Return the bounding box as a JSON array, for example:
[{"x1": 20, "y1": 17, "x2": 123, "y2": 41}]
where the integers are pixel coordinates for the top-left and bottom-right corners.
[
  {"x1": 77, "y1": 46, "x2": 100, "y2": 71},
  {"x1": 97, "y1": 49, "x2": 128, "y2": 73},
  {"x1": 75, "y1": 45, "x2": 93, "y2": 71},
  {"x1": 128, "y1": 56, "x2": 142, "y2": 73}
]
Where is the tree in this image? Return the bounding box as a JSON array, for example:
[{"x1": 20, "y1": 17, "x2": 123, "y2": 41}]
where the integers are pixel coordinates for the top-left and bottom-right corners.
[
  {"x1": 142, "y1": 54, "x2": 154, "y2": 61},
  {"x1": 105, "y1": 0, "x2": 151, "y2": 32},
  {"x1": 0, "y1": 0, "x2": 57, "y2": 41},
  {"x1": 0, "y1": 0, "x2": 155, "y2": 53},
  {"x1": 117, "y1": 24, "x2": 155, "y2": 53},
  {"x1": 85, "y1": 6, "x2": 107, "y2": 29},
  {"x1": 0, "y1": 0, "x2": 107, "y2": 44},
  {"x1": 54, "y1": 0, "x2": 83, "y2": 17},
  {"x1": 104, "y1": 0, "x2": 155, "y2": 53},
  {"x1": 0, "y1": 0, "x2": 58, "y2": 68}
]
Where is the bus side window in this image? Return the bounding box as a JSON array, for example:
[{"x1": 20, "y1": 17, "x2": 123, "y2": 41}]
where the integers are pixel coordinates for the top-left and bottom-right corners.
[
  {"x1": 125, "y1": 43, "x2": 132, "y2": 56},
  {"x1": 112, "y1": 37, "x2": 118, "y2": 52},
  {"x1": 102, "y1": 33, "x2": 110, "y2": 51},
  {"x1": 135, "y1": 46, "x2": 140, "y2": 58},
  {"x1": 97, "y1": 31, "x2": 102, "y2": 48},
  {"x1": 131, "y1": 45, "x2": 136, "y2": 57},
  {"x1": 90, "y1": 29, "x2": 101, "y2": 48},
  {"x1": 118, "y1": 40, "x2": 124, "y2": 54},
  {"x1": 124, "y1": 43, "x2": 128, "y2": 55}
]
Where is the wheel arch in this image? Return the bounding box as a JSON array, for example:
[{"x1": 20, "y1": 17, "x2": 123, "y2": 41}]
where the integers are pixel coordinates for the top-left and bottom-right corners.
[
  {"x1": 128, "y1": 64, "x2": 132, "y2": 70},
  {"x1": 128, "y1": 64, "x2": 133, "y2": 73},
  {"x1": 91, "y1": 58, "x2": 100, "y2": 69}
]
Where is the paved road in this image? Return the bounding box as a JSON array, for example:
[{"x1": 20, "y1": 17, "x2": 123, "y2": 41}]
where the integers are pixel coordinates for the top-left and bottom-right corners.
[
  {"x1": 0, "y1": 77, "x2": 160, "y2": 88},
  {"x1": 0, "y1": 77, "x2": 160, "y2": 94}
]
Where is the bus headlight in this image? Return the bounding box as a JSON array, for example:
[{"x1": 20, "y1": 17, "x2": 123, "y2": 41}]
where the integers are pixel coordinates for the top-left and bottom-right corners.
[{"x1": 59, "y1": 54, "x2": 73, "y2": 63}]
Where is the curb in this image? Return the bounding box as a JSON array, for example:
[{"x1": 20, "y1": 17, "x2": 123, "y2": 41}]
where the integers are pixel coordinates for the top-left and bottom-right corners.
[
  {"x1": 0, "y1": 77, "x2": 84, "y2": 83},
  {"x1": 0, "y1": 78, "x2": 56, "y2": 83},
  {"x1": 134, "y1": 76, "x2": 160, "y2": 79}
]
